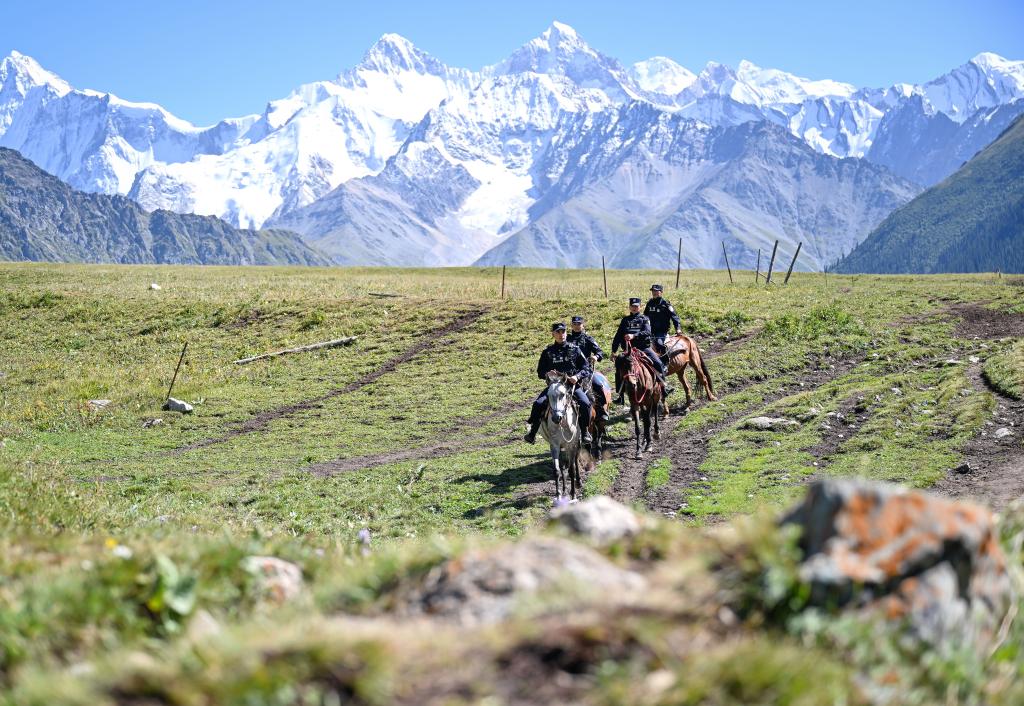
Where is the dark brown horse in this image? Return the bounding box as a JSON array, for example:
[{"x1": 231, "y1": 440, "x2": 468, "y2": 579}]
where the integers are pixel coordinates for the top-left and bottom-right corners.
[
  {"x1": 663, "y1": 334, "x2": 716, "y2": 410},
  {"x1": 614, "y1": 342, "x2": 662, "y2": 459}
]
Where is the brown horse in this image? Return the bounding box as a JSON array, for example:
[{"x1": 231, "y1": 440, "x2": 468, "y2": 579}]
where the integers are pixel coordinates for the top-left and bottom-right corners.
[
  {"x1": 663, "y1": 334, "x2": 717, "y2": 410},
  {"x1": 614, "y1": 342, "x2": 662, "y2": 459},
  {"x1": 587, "y1": 359, "x2": 612, "y2": 457}
]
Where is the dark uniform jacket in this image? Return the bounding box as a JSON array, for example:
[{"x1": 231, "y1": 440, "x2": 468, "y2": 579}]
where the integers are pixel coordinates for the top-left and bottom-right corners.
[
  {"x1": 611, "y1": 313, "x2": 652, "y2": 352},
  {"x1": 567, "y1": 330, "x2": 604, "y2": 361},
  {"x1": 537, "y1": 342, "x2": 591, "y2": 381},
  {"x1": 644, "y1": 297, "x2": 682, "y2": 336}
]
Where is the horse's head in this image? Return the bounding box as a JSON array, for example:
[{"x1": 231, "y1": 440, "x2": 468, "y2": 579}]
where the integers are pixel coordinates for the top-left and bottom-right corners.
[
  {"x1": 614, "y1": 350, "x2": 632, "y2": 378},
  {"x1": 545, "y1": 372, "x2": 570, "y2": 424}
]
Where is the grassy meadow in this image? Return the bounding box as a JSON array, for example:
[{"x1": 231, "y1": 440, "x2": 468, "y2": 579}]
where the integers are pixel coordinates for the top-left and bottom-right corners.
[{"x1": 2, "y1": 262, "x2": 1023, "y2": 703}]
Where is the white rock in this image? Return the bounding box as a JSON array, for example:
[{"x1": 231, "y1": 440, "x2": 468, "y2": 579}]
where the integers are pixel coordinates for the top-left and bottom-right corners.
[
  {"x1": 86, "y1": 399, "x2": 111, "y2": 411},
  {"x1": 550, "y1": 495, "x2": 642, "y2": 544},
  {"x1": 743, "y1": 416, "x2": 799, "y2": 431},
  {"x1": 162, "y1": 397, "x2": 193, "y2": 413},
  {"x1": 242, "y1": 556, "x2": 304, "y2": 603},
  {"x1": 994, "y1": 428, "x2": 1013, "y2": 439},
  {"x1": 149, "y1": 283, "x2": 162, "y2": 290},
  {"x1": 969, "y1": 356, "x2": 981, "y2": 363}
]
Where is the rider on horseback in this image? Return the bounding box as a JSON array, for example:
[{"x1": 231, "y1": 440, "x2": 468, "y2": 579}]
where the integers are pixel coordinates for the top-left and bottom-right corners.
[
  {"x1": 524, "y1": 322, "x2": 594, "y2": 446},
  {"x1": 611, "y1": 297, "x2": 670, "y2": 404},
  {"x1": 644, "y1": 284, "x2": 682, "y2": 360},
  {"x1": 567, "y1": 315, "x2": 609, "y2": 422}
]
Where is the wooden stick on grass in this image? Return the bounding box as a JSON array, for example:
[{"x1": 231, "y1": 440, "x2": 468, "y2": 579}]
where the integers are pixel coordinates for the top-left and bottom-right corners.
[{"x1": 234, "y1": 337, "x2": 357, "y2": 365}]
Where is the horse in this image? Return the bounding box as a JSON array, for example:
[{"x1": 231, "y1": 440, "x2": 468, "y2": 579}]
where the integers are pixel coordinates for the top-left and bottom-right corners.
[
  {"x1": 538, "y1": 371, "x2": 585, "y2": 501},
  {"x1": 614, "y1": 341, "x2": 663, "y2": 459},
  {"x1": 588, "y1": 367, "x2": 612, "y2": 458},
  {"x1": 662, "y1": 333, "x2": 717, "y2": 410}
]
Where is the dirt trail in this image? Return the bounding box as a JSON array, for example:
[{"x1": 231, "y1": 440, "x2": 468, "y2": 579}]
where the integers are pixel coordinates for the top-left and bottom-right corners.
[
  {"x1": 640, "y1": 355, "x2": 864, "y2": 515},
  {"x1": 930, "y1": 362, "x2": 1024, "y2": 511},
  {"x1": 175, "y1": 309, "x2": 489, "y2": 453}
]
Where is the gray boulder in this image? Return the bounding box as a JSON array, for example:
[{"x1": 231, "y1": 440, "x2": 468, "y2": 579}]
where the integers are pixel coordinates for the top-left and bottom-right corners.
[
  {"x1": 405, "y1": 537, "x2": 645, "y2": 625},
  {"x1": 550, "y1": 496, "x2": 643, "y2": 544}
]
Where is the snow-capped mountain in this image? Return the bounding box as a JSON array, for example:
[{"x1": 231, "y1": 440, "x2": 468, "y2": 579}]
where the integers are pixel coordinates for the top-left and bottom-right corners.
[
  {"x1": 2, "y1": 24, "x2": 1023, "y2": 267},
  {"x1": 0, "y1": 51, "x2": 253, "y2": 196},
  {"x1": 129, "y1": 35, "x2": 478, "y2": 228}
]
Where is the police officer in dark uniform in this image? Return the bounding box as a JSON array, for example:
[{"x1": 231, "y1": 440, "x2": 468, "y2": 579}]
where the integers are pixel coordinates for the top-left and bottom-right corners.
[
  {"x1": 611, "y1": 297, "x2": 669, "y2": 403},
  {"x1": 644, "y1": 283, "x2": 682, "y2": 356},
  {"x1": 524, "y1": 322, "x2": 593, "y2": 445},
  {"x1": 567, "y1": 315, "x2": 604, "y2": 362},
  {"x1": 568, "y1": 315, "x2": 608, "y2": 421}
]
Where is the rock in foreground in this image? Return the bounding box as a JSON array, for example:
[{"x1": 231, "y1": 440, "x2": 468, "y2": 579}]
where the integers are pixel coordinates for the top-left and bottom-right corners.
[{"x1": 784, "y1": 479, "x2": 1013, "y2": 650}]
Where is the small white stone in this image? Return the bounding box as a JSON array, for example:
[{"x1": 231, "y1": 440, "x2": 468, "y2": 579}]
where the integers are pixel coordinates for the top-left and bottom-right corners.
[{"x1": 149, "y1": 283, "x2": 162, "y2": 290}]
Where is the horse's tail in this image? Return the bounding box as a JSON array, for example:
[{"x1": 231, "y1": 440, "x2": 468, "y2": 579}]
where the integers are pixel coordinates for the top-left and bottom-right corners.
[{"x1": 695, "y1": 342, "x2": 715, "y2": 396}]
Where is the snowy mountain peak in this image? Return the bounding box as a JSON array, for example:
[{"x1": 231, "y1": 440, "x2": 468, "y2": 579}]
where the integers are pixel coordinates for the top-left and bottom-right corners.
[
  {"x1": 0, "y1": 51, "x2": 71, "y2": 96},
  {"x1": 357, "y1": 33, "x2": 448, "y2": 75},
  {"x1": 628, "y1": 57, "x2": 696, "y2": 95},
  {"x1": 734, "y1": 59, "x2": 856, "y2": 102},
  {"x1": 493, "y1": 21, "x2": 614, "y2": 75},
  {"x1": 969, "y1": 51, "x2": 1021, "y2": 71},
  {"x1": 921, "y1": 51, "x2": 1024, "y2": 122}
]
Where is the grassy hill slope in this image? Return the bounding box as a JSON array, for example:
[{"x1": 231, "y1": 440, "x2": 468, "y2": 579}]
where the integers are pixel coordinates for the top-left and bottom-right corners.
[{"x1": 837, "y1": 114, "x2": 1024, "y2": 274}]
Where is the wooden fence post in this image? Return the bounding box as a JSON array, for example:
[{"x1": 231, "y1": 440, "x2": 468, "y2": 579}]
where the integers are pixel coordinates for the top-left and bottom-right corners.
[
  {"x1": 500, "y1": 265, "x2": 506, "y2": 299},
  {"x1": 721, "y1": 241, "x2": 733, "y2": 284},
  {"x1": 765, "y1": 240, "x2": 779, "y2": 285},
  {"x1": 783, "y1": 242, "x2": 803, "y2": 285},
  {"x1": 675, "y1": 238, "x2": 682, "y2": 289},
  {"x1": 755, "y1": 248, "x2": 761, "y2": 283},
  {"x1": 602, "y1": 256, "x2": 608, "y2": 298}
]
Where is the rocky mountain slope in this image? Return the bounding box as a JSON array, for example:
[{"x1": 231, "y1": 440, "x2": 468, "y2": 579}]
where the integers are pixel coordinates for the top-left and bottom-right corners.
[
  {"x1": 2, "y1": 23, "x2": 1022, "y2": 266},
  {"x1": 475, "y1": 110, "x2": 920, "y2": 270},
  {"x1": 0, "y1": 148, "x2": 328, "y2": 265},
  {"x1": 837, "y1": 114, "x2": 1024, "y2": 274}
]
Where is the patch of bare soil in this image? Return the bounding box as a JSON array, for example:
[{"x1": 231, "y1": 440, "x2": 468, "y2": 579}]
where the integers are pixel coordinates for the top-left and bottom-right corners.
[
  {"x1": 174, "y1": 309, "x2": 489, "y2": 453},
  {"x1": 950, "y1": 303, "x2": 1024, "y2": 340},
  {"x1": 931, "y1": 363, "x2": 1024, "y2": 511},
  {"x1": 806, "y1": 394, "x2": 874, "y2": 462},
  {"x1": 642, "y1": 355, "x2": 865, "y2": 516}
]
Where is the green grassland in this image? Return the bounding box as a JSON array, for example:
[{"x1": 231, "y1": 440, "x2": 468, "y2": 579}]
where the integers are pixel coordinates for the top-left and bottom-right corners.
[{"x1": 2, "y1": 263, "x2": 1023, "y2": 703}]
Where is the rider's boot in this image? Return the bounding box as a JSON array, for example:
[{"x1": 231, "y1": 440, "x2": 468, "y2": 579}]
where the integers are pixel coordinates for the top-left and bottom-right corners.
[
  {"x1": 582, "y1": 428, "x2": 593, "y2": 445},
  {"x1": 660, "y1": 373, "x2": 673, "y2": 395},
  {"x1": 523, "y1": 419, "x2": 541, "y2": 444}
]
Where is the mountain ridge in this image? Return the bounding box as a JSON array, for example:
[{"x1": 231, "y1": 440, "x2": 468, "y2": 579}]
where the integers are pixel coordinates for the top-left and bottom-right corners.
[{"x1": 0, "y1": 147, "x2": 328, "y2": 266}]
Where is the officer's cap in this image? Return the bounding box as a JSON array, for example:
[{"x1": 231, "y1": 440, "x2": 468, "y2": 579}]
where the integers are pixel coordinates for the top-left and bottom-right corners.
[
  {"x1": 551, "y1": 322, "x2": 567, "y2": 332},
  {"x1": 571, "y1": 315, "x2": 584, "y2": 324},
  {"x1": 628, "y1": 297, "x2": 641, "y2": 306},
  {"x1": 650, "y1": 283, "x2": 664, "y2": 292}
]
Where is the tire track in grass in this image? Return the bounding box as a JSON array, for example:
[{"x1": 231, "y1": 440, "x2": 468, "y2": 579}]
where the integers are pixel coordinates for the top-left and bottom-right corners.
[{"x1": 173, "y1": 309, "x2": 489, "y2": 453}]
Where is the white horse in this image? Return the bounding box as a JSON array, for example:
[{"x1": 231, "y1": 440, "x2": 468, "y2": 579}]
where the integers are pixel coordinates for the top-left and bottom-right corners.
[{"x1": 539, "y1": 372, "x2": 584, "y2": 501}]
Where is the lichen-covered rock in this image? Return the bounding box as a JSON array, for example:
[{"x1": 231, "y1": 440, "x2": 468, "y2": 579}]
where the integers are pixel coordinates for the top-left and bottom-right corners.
[
  {"x1": 242, "y1": 556, "x2": 304, "y2": 603},
  {"x1": 550, "y1": 496, "x2": 642, "y2": 544},
  {"x1": 405, "y1": 537, "x2": 645, "y2": 626},
  {"x1": 783, "y1": 479, "x2": 1012, "y2": 650}
]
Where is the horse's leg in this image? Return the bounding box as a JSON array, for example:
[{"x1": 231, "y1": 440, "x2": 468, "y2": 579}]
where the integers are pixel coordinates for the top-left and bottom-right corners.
[
  {"x1": 678, "y1": 362, "x2": 693, "y2": 409},
  {"x1": 642, "y1": 407, "x2": 653, "y2": 452},
  {"x1": 632, "y1": 404, "x2": 642, "y2": 459},
  {"x1": 550, "y1": 442, "x2": 562, "y2": 499}
]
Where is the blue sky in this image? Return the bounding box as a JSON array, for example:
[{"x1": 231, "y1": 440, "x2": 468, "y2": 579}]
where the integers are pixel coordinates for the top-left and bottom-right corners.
[{"x1": 4, "y1": 0, "x2": 1022, "y2": 125}]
